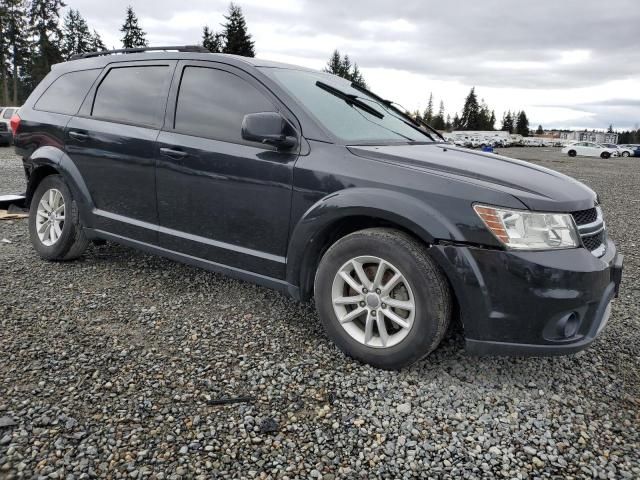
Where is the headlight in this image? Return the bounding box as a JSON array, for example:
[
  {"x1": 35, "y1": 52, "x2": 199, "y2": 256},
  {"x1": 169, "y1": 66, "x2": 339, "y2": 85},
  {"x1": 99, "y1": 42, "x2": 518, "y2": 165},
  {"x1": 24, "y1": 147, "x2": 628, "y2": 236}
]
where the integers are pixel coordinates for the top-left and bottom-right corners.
[{"x1": 474, "y1": 204, "x2": 580, "y2": 250}]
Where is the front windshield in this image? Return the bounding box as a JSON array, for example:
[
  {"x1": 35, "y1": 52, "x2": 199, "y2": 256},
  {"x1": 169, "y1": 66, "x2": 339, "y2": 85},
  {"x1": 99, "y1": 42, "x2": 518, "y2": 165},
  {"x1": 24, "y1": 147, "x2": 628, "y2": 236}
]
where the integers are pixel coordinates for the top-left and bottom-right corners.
[{"x1": 263, "y1": 68, "x2": 434, "y2": 144}]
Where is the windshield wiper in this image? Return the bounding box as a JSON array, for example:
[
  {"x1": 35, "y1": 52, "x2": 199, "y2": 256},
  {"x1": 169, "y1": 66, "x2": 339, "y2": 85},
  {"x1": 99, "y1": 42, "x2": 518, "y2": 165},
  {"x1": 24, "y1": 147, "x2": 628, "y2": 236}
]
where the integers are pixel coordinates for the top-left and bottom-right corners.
[
  {"x1": 350, "y1": 83, "x2": 446, "y2": 142},
  {"x1": 316, "y1": 81, "x2": 384, "y2": 119}
]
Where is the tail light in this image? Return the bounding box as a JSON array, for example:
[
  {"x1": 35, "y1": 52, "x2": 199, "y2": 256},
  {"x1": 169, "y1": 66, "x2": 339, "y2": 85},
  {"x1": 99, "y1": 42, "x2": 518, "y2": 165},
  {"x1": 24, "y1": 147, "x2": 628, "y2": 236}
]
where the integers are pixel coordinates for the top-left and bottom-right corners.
[{"x1": 10, "y1": 113, "x2": 20, "y2": 135}]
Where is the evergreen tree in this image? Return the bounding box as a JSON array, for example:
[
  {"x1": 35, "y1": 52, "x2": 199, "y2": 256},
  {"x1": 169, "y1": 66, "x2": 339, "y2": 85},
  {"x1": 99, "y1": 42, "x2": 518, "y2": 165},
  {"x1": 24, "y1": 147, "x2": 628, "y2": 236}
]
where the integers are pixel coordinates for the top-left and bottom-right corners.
[
  {"x1": 0, "y1": 2, "x2": 10, "y2": 105},
  {"x1": 489, "y1": 110, "x2": 496, "y2": 130},
  {"x1": 445, "y1": 114, "x2": 452, "y2": 131},
  {"x1": 202, "y1": 25, "x2": 223, "y2": 53},
  {"x1": 8, "y1": 0, "x2": 30, "y2": 104},
  {"x1": 536, "y1": 124, "x2": 544, "y2": 134},
  {"x1": 515, "y1": 110, "x2": 530, "y2": 136},
  {"x1": 89, "y1": 29, "x2": 107, "y2": 52},
  {"x1": 29, "y1": 0, "x2": 66, "y2": 87},
  {"x1": 459, "y1": 87, "x2": 480, "y2": 130},
  {"x1": 350, "y1": 63, "x2": 366, "y2": 88},
  {"x1": 452, "y1": 113, "x2": 460, "y2": 130},
  {"x1": 221, "y1": 3, "x2": 255, "y2": 57},
  {"x1": 120, "y1": 6, "x2": 147, "y2": 49},
  {"x1": 501, "y1": 111, "x2": 514, "y2": 133},
  {"x1": 607, "y1": 124, "x2": 613, "y2": 133},
  {"x1": 323, "y1": 50, "x2": 367, "y2": 87},
  {"x1": 61, "y1": 9, "x2": 92, "y2": 59},
  {"x1": 431, "y1": 100, "x2": 446, "y2": 130},
  {"x1": 423, "y1": 93, "x2": 433, "y2": 124}
]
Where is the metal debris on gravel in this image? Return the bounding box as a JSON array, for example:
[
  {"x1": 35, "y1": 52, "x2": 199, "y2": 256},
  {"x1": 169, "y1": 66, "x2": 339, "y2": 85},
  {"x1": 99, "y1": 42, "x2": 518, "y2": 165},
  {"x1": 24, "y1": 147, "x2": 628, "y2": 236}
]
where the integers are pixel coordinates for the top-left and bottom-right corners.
[{"x1": 1, "y1": 146, "x2": 638, "y2": 479}]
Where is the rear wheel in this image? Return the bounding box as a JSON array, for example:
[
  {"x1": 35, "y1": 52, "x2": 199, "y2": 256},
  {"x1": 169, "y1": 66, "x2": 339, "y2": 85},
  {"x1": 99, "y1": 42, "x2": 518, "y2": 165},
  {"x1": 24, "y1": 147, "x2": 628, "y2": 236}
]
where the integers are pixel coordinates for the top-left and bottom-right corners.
[
  {"x1": 314, "y1": 228, "x2": 451, "y2": 369},
  {"x1": 601, "y1": 152, "x2": 611, "y2": 159},
  {"x1": 568, "y1": 150, "x2": 577, "y2": 157},
  {"x1": 29, "y1": 174, "x2": 88, "y2": 261},
  {"x1": 622, "y1": 151, "x2": 630, "y2": 157}
]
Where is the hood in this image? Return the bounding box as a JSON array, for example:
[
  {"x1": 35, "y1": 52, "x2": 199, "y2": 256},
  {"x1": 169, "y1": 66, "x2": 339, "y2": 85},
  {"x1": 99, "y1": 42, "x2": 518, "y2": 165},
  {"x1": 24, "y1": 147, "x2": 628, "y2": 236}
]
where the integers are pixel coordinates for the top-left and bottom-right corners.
[{"x1": 348, "y1": 143, "x2": 597, "y2": 212}]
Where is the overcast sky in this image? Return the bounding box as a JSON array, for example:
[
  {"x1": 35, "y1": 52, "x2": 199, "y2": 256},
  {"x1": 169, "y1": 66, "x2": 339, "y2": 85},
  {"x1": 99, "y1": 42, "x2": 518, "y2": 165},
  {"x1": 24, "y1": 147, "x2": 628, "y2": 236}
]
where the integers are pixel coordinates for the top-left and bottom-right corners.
[{"x1": 69, "y1": 0, "x2": 640, "y2": 130}]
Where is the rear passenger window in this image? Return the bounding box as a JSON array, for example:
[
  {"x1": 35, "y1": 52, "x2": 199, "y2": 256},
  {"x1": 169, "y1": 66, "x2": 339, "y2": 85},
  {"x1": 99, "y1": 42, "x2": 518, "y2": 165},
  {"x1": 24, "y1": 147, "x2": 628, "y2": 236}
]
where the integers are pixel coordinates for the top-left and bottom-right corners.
[
  {"x1": 174, "y1": 67, "x2": 276, "y2": 144},
  {"x1": 34, "y1": 69, "x2": 101, "y2": 115},
  {"x1": 92, "y1": 66, "x2": 171, "y2": 127}
]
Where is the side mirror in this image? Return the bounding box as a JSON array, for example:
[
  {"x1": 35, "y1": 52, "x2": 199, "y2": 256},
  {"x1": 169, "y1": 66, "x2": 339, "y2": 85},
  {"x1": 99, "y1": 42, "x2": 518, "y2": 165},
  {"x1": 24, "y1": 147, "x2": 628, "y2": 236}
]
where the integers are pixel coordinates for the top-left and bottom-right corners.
[{"x1": 242, "y1": 112, "x2": 297, "y2": 150}]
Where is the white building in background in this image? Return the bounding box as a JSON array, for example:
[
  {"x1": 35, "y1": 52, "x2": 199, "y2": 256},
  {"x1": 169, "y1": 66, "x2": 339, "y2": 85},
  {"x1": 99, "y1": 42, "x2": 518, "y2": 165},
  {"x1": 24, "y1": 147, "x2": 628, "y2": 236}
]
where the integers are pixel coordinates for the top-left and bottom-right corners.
[{"x1": 560, "y1": 130, "x2": 618, "y2": 144}]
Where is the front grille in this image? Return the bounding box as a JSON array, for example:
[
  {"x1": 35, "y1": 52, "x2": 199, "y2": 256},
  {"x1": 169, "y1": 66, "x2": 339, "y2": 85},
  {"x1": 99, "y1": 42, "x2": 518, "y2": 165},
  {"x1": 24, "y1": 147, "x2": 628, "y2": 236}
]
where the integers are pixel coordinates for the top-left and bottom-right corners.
[
  {"x1": 572, "y1": 207, "x2": 598, "y2": 226},
  {"x1": 582, "y1": 230, "x2": 605, "y2": 252},
  {"x1": 571, "y1": 206, "x2": 606, "y2": 257}
]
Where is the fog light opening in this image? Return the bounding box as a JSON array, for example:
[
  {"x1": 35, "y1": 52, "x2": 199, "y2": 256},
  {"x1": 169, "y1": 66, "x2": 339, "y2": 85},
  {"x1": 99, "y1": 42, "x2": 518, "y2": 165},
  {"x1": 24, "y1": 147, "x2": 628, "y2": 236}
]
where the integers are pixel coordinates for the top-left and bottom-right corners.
[{"x1": 558, "y1": 312, "x2": 580, "y2": 338}]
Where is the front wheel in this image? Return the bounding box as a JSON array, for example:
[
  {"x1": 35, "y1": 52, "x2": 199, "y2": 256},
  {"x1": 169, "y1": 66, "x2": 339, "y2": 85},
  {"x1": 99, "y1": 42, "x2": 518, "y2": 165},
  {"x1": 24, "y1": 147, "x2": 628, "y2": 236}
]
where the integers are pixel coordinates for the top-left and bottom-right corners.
[
  {"x1": 568, "y1": 150, "x2": 577, "y2": 157},
  {"x1": 622, "y1": 151, "x2": 630, "y2": 157},
  {"x1": 29, "y1": 174, "x2": 88, "y2": 261},
  {"x1": 601, "y1": 152, "x2": 611, "y2": 159},
  {"x1": 314, "y1": 228, "x2": 451, "y2": 369}
]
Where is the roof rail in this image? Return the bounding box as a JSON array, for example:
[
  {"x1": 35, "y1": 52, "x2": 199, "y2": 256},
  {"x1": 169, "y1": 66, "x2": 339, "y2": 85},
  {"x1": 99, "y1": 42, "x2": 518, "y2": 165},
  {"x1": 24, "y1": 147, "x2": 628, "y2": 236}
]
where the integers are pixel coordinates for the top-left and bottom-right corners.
[{"x1": 70, "y1": 45, "x2": 210, "y2": 60}]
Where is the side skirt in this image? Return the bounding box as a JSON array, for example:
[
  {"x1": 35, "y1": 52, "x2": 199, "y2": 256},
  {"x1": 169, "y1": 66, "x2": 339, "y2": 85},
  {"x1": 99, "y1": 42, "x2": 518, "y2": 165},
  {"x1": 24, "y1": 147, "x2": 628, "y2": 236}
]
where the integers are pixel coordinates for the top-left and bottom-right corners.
[{"x1": 86, "y1": 228, "x2": 301, "y2": 300}]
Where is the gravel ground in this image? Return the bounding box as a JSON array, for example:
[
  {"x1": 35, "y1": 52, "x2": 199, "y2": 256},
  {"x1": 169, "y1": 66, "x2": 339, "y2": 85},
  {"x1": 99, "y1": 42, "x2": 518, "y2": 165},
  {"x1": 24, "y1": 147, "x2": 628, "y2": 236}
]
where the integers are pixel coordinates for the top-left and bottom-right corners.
[{"x1": 1, "y1": 145, "x2": 638, "y2": 479}]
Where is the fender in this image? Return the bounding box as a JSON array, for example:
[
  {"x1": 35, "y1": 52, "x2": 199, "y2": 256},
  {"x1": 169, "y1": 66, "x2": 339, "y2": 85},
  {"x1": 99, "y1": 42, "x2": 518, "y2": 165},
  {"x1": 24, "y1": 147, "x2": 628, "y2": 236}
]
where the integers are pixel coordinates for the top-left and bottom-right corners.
[
  {"x1": 27, "y1": 146, "x2": 95, "y2": 226},
  {"x1": 286, "y1": 187, "x2": 465, "y2": 298}
]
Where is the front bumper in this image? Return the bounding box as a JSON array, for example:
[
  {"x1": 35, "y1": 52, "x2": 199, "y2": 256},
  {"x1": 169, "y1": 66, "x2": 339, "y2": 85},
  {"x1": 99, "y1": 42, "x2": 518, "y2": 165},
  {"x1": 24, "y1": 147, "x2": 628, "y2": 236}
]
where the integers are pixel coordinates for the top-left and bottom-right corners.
[{"x1": 431, "y1": 239, "x2": 623, "y2": 356}]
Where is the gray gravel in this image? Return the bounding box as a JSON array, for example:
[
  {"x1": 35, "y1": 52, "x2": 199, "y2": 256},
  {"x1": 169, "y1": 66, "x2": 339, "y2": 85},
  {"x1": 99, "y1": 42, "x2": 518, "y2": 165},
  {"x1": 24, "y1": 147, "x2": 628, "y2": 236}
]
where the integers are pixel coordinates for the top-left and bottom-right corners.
[{"x1": 1, "y1": 145, "x2": 639, "y2": 479}]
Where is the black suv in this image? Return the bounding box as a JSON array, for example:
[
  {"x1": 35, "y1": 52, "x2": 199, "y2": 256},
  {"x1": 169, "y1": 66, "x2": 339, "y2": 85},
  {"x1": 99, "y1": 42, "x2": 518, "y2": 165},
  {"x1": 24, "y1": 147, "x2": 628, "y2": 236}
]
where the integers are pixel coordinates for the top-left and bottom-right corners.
[{"x1": 13, "y1": 46, "x2": 623, "y2": 369}]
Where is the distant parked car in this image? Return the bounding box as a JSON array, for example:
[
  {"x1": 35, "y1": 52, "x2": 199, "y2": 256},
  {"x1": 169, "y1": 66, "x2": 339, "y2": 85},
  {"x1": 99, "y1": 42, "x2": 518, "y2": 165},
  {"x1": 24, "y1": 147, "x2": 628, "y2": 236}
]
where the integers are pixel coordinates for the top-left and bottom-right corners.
[
  {"x1": 561, "y1": 142, "x2": 618, "y2": 159},
  {"x1": 0, "y1": 106, "x2": 19, "y2": 146},
  {"x1": 600, "y1": 143, "x2": 634, "y2": 157},
  {"x1": 619, "y1": 144, "x2": 640, "y2": 157}
]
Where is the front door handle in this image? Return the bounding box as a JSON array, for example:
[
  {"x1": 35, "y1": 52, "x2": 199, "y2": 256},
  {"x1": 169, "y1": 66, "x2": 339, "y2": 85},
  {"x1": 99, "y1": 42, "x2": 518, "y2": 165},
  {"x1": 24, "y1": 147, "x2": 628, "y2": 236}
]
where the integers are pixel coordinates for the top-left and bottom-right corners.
[
  {"x1": 68, "y1": 131, "x2": 89, "y2": 141},
  {"x1": 160, "y1": 147, "x2": 188, "y2": 160}
]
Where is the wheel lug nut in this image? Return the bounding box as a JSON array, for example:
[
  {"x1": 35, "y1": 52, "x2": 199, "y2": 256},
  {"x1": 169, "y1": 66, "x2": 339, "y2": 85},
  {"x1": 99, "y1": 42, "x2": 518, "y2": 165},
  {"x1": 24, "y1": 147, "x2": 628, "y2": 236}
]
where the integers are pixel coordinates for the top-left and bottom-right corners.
[
  {"x1": 375, "y1": 288, "x2": 381, "y2": 294},
  {"x1": 359, "y1": 301, "x2": 365, "y2": 307},
  {"x1": 362, "y1": 288, "x2": 368, "y2": 294},
  {"x1": 371, "y1": 310, "x2": 376, "y2": 316},
  {"x1": 381, "y1": 303, "x2": 386, "y2": 309}
]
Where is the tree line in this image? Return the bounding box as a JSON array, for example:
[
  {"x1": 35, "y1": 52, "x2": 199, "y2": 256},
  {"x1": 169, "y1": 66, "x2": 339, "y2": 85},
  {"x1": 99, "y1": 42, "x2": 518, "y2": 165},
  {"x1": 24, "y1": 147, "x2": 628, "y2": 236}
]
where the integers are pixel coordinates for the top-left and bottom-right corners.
[{"x1": 0, "y1": 1, "x2": 256, "y2": 105}]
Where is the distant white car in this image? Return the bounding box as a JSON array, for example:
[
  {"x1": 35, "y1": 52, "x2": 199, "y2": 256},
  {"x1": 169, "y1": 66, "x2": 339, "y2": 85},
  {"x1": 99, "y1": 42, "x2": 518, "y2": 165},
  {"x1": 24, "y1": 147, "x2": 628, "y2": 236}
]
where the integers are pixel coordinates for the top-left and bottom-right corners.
[
  {"x1": 600, "y1": 143, "x2": 634, "y2": 157},
  {"x1": 561, "y1": 142, "x2": 619, "y2": 159}
]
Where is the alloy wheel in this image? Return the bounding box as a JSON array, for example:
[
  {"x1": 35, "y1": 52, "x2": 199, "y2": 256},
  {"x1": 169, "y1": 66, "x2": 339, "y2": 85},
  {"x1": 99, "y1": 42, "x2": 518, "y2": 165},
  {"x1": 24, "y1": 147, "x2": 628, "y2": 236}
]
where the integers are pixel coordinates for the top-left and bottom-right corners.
[
  {"x1": 331, "y1": 255, "x2": 415, "y2": 348},
  {"x1": 36, "y1": 188, "x2": 65, "y2": 246}
]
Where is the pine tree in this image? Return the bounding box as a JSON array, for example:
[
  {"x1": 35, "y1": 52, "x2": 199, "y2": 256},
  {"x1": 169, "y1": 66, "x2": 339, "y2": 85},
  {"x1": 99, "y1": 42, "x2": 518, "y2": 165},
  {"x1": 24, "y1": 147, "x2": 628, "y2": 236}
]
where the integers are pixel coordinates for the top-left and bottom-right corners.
[
  {"x1": 445, "y1": 114, "x2": 452, "y2": 131},
  {"x1": 62, "y1": 9, "x2": 92, "y2": 59},
  {"x1": 202, "y1": 26, "x2": 223, "y2": 53},
  {"x1": 607, "y1": 124, "x2": 613, "y2": 133},
  {"x1": 536, "y1": 125, "x2": 544, "y2": 134},
  {"x1": 8, "y1": 0, "x2": 30, "y2": 104},
  {"x1": 323, "y1": 50, "x2": 367, "y2": 87},
  {"x1": 121, "y1": 6, "x2": 147, "y2": 49},
  {"x1": 423, "y1": 93, "x2": 433, "y2": 124},
  {"x1": 29, "y1": 0, "x2": 65, "y2": 87},
  {"x1": 221, "y1": 3, "x2": 255, "y2": 57},
  {"x1": 502, "y1": 111, "x2": 514, "y2": 134},
  {"x1": 431, "y1": 100, "x2": 446, "y2": 130},
  {"x1": 350, "y1": 63, "x2": 366, "y2": 88},
  {"x1": 516, "y1": 111, "x2": 530, "y2": 136},
  {"x1": 0, "y1": 2, "x2": 10, "y2": 105},
  {"x1": 489, "y1": 110, "x2": 496, "y2": 130},
  {"x1": 89, "y1": 29, "x2": 106, "y2": 52},
  {"x1": 459, "y1": 87, "x2": 480, "y2": 130}
]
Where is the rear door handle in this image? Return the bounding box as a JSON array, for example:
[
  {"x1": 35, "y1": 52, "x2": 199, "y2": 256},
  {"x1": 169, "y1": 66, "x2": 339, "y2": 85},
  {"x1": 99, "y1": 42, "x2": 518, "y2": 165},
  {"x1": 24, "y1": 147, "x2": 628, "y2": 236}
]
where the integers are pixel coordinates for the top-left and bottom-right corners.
[
  {"x1": 68, "y1": 131, "x2": 89, "y2": 141},
  {"x1": 160, "y1": 147, "x2": 188, "y2": 160}
]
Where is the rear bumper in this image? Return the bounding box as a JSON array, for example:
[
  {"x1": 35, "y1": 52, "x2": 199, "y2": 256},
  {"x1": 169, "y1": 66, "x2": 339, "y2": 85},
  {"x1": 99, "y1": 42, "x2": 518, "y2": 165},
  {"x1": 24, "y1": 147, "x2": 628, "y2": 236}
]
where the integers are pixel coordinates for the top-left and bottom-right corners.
[
  {"x1": 0, "y1": 131, "x2": 12, "y2": 143},
  {"x1": 431, "y1": 239, "x2": 623, "y2": 356}
]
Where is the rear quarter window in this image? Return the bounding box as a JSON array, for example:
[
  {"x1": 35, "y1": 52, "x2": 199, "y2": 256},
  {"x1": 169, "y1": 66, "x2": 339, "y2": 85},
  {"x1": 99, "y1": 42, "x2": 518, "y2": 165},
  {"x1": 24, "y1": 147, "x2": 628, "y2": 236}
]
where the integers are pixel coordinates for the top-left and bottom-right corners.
[
  {"x1": 34, "y1": 69, "x2": 101, "y2": 115},
  {"x1": 2, "y1": 108, "x2": 16, "y2": 119}
]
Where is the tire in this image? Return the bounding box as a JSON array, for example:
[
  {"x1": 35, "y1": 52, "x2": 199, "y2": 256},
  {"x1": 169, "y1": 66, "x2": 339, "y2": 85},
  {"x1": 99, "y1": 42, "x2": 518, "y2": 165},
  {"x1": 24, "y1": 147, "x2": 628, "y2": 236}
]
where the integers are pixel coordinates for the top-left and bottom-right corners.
[
  {"x1": 314, "y1": 228, "x2": 452, "y2": 369},
  {"x1": 568, "y1": 150, "x2": 577, "y2": 157},
  {"x1": 622, "y1": 151, "x2": 630, "y2": 157},
  {"x1": 29, "y1": 174, "x2": 88, "y2": 261},
  {"x1": 601, "y1": 152, "x2": 611, "y2": 159}
]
